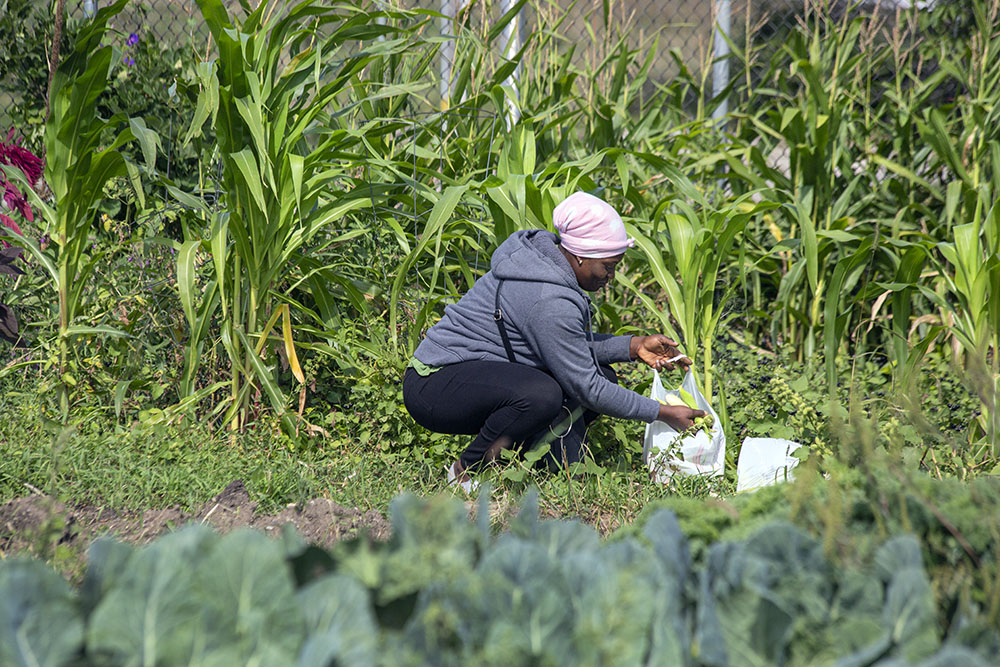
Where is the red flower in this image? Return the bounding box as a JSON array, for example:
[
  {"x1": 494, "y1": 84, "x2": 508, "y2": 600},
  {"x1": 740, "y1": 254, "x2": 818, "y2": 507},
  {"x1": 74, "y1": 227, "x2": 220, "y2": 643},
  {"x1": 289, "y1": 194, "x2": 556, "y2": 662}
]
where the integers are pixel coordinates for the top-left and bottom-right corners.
[
  {"x1": 1, "y1": 186, "x2": 32, "y2": 223},
  {"x1": 0, "y1": 214, "x2": 21, "y2": 250},
  {"x1": 0, "y1": 129, "x2": 42, "y2": 249},
  {"x1": 0, "y1": 214, "x2": 21, "y2": 236},
  {"x1": 0, "y1": 129, "x2": 43, "y2": 187}
]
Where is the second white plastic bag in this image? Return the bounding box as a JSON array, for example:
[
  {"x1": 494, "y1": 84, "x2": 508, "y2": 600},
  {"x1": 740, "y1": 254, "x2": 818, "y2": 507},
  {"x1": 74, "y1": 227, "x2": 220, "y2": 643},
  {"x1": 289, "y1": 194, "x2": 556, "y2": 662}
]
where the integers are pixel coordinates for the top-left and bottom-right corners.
[
  {"x1": 643, "y1": 369, "x2": 725, "y2": 483},
  {"x1": 735, "y1": 437, "x2": 802, "y2": 492}
]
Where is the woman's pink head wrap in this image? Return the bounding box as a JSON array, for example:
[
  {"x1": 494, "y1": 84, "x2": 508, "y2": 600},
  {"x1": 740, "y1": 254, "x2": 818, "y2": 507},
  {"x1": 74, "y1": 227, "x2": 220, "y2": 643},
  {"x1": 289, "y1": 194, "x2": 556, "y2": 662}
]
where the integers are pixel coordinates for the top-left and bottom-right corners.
[{"x1": 553, "y1": 192, "x2": 635, "y2": 258}]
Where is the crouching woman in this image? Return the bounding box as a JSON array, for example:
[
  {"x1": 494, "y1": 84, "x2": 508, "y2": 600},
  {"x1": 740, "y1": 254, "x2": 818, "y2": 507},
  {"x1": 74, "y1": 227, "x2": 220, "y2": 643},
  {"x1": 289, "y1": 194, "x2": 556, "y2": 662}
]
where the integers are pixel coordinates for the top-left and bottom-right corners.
[{"x1": 403, "y1": 192, "x2": 704, "y2": 487}]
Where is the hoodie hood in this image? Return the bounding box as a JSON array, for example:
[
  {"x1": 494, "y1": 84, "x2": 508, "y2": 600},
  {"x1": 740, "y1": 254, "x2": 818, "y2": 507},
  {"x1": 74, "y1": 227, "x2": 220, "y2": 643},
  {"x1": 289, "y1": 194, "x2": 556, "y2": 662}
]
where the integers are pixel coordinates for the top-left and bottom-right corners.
[{"x1": 490, "y1": 230, "x2": 581, "y2": 292}]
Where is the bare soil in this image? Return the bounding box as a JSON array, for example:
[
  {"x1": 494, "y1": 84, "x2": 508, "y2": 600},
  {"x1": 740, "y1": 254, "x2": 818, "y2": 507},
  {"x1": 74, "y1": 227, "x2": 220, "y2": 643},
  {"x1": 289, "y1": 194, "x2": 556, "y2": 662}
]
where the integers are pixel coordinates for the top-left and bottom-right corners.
[{"x1": 0, "y1": 480, "x2": 392, "y2": 559}]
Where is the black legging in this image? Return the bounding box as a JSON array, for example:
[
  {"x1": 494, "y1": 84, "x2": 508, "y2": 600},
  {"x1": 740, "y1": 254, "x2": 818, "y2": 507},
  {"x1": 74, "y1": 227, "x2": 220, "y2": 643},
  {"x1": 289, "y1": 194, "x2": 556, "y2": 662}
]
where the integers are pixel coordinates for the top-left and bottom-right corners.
[{"x1": 403, "y1": 361, "x2": 617, "y2": 470}]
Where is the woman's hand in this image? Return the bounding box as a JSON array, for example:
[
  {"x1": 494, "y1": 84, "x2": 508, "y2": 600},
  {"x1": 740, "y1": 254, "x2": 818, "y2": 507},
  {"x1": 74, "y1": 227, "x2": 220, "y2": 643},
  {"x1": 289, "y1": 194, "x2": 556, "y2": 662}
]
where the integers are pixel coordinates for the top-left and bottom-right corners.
[
  {"x1": 656, "y1": 404, "x2": 706, "y2": 431},
  {"x1": 632, "y1": 334, "x2": 691, "y2": 372}
]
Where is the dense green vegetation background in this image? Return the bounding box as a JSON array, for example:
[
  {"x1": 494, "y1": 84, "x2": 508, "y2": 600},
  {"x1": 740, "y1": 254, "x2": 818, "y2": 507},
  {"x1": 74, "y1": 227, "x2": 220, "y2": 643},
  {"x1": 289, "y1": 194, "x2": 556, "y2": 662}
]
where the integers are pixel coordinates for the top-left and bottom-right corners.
[
  {"x1": 0, "y1": 0, "x2": 995, "y2": 514},
  {"x1": 0, "y1": 0, "x2": 992, "y2": 449}
]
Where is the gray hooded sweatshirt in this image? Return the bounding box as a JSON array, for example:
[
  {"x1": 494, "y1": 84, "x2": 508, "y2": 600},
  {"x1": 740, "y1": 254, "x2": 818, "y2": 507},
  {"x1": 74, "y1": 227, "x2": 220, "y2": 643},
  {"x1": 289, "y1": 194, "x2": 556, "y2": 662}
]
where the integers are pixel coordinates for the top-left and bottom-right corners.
[{"x1": 413, "y1": 230, "x2": 661, "y2": 423}]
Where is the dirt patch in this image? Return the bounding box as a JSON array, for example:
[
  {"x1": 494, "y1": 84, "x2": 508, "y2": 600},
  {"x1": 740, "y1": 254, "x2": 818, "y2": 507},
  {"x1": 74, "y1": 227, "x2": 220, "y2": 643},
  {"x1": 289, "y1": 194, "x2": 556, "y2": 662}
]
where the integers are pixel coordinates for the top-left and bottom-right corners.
[{"x1": 0, "y1": 480, "x2": 392, "y2": 558}]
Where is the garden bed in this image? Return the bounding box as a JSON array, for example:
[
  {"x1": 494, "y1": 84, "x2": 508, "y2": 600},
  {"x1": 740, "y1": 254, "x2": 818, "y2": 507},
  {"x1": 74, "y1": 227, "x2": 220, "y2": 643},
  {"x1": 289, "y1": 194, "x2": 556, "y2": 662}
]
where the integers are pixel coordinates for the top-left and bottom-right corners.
[{"x1": 0, "y1": 479, "x2": 391, "y2": 559}]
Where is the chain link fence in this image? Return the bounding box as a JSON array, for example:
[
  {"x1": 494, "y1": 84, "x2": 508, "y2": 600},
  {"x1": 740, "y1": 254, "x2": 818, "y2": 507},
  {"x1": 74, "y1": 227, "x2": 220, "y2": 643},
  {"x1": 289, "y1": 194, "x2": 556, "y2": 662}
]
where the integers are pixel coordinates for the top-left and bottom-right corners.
[
  {"x1": 0, "y1": 0, "x2": 953, "y2": 207},
  {"x1": 0, "y1": 0, "x2": 947, "y2": 236},
  {"x1": 2, "y1": 0, "x2": 929, "y2": 136}
]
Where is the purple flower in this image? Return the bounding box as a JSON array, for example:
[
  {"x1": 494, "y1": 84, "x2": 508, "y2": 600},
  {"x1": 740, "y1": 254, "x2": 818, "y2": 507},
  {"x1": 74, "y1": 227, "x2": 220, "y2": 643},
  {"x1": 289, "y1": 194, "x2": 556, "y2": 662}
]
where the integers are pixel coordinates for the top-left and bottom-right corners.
[
  {"x1": 124, "y1": 56, "x2": 135, "y2": 68},
  {"x1": 127, "y1": 32, "x2": 139, "y2": 46}
]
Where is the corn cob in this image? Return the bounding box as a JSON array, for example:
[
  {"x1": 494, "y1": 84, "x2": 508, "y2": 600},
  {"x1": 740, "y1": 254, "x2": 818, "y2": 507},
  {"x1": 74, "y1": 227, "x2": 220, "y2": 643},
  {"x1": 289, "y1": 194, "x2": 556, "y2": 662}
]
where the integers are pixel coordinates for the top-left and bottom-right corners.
[{"x1": 658, "y1": 392, "x2": 714, "y2": 433}]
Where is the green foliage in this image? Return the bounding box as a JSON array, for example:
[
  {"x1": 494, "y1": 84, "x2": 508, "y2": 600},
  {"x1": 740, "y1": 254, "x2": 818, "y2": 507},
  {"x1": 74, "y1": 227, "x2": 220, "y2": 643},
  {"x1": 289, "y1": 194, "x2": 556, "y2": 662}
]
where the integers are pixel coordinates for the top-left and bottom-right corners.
[
  {"x1": 87, "y1": 528, "x2": 305, "y2": 664},
  {"x1": 0, "y1": 0, "x2": 76, "y2": 148},
  {"x1": 174, "y1": 0, "x2": 445, "y2": 433},
  {"x1": 4, "y1": 482, "x2": 1000, "y2": 666},
  {"x1": 2, "y1": 0, "x2": 1000, "y2": 596},
  {"x1": 1, "y1": 0, "x2": 995, "y2": 458},
  {"x1": 0, "y1": 559, "x2": 84, "y2": 667},
  {"x1": 622, "y1": 175, "x2": 777, "y2": 398},
  {"x1": 0, "y1": 0, "x2": 200, "y2": 167},
  {"x1": 625, "y1": 455, "x2": 1000, "y2": 659},
  {"x1": 0, "y1": 329, "x2": 984, "y2": 533},
  {"x1": 0, "y1": 2, "x2": 997, "y2": 658},
  {"x1": 1, "y1": 0, "x2": 158, "y2": 421},
  {"x1": 96, "y1": 21, "x2": 205, "y2": 192}
]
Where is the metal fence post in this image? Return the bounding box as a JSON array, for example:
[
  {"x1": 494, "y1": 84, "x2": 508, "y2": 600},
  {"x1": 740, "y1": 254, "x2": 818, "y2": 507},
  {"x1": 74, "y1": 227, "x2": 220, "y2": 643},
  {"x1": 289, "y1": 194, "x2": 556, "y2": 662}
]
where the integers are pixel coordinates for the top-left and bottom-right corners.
[
  {"x1": 712, "y1": 0, "x2": 731, "y2": 122},
  {"x1": 83, "y1": 0, "x2": 97, "y2": 19},
  {"x1": 500, "y1": 0, "x2": 521, "y2": 127},
  {"x1": 439, "y1": 0, "x2": 455, "y2": 107}
]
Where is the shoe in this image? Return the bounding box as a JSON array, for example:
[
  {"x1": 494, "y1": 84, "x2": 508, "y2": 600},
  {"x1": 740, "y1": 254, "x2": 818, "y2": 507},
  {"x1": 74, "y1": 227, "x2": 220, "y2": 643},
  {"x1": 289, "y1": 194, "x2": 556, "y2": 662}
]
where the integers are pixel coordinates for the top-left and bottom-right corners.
[{"x1": 446, "y1": 461, "x2": 479, "y2": 495}]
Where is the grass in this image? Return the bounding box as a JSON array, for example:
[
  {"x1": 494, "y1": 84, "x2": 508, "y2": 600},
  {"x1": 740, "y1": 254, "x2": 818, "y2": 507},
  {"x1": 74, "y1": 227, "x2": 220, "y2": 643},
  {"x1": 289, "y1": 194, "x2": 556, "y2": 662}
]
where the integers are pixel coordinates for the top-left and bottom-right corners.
[
  {"x1": 0, "y1": 342, "x2": 982, "y2": 528},
  {"x1": 0, "y1": 404, "x2": 717, "y2": 532},
  {"x1": 0, "y1": 374, "x2": 729, "y2": 538},
  {"x1": 0, "y1": 413, "x2": 423, "y2": 514}
]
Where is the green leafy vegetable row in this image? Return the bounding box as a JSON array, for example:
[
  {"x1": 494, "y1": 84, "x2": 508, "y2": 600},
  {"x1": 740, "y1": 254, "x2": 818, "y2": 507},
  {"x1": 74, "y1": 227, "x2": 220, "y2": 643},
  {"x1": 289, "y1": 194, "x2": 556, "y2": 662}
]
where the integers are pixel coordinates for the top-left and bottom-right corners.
[{"x1": 3, "y1": 485, "x2": 998, "y2": 666}]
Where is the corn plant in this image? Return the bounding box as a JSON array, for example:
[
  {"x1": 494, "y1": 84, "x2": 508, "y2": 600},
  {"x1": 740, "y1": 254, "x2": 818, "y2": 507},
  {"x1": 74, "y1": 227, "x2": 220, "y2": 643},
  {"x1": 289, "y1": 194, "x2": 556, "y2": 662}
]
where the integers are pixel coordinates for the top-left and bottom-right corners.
[
  {"x1": 923, "y1": 193, "x2": 1000, "y2": 447},
  {"x1": 723, "y1": 5, "x2": 884, "y2": 367},
  {"x1": 174, "y1": 0, "x2": 434, "y2": 432},
  {"x1": 918, "y1": 0, "x2": 1000, "y2": 353},
  {"x1": 384, "y1": 0, "x2": 725, "y2": 359},
  {"x1": 621, "y1": 162, "x2": 777, "y2": 399},
  {"x1": 870, "y1": 0, "x2": 1000, "y2": 445}
]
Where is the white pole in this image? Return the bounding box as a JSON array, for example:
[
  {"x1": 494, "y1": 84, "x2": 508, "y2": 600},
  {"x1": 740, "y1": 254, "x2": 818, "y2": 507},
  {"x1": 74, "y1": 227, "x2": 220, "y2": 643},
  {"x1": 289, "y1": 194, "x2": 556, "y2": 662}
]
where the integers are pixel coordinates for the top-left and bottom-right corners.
[
  {"x1": 711, "y1": 0, "x2": 731, "y2": 123},
  {"x1": 440, "y1": 0, "x2": 455, "y2": 108},
  {"x1": 500, "y1": 0, "x2": 521, "y2": 127}
]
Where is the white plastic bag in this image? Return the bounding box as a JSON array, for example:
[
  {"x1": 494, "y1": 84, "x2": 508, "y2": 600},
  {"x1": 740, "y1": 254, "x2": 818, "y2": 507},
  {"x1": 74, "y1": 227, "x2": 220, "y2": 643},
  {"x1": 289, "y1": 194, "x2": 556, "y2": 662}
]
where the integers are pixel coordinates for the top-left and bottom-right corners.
[
  {"x1": 643, "y1": 369, "x2": 725, "y2": 483},
  {"x1": 735, "y1": 438, "x2": 802, "y2": 493}
]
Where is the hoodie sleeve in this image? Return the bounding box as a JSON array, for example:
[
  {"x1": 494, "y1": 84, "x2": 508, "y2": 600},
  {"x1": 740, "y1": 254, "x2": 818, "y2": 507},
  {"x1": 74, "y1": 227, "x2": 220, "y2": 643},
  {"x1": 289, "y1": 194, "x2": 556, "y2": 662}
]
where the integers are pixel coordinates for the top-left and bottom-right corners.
[
  {"x1": 588, "y1": 334, "x2": 634, "y2": 365},
  {"x1": 521, "y1": 293, "x2": 660, "y2": 422}
]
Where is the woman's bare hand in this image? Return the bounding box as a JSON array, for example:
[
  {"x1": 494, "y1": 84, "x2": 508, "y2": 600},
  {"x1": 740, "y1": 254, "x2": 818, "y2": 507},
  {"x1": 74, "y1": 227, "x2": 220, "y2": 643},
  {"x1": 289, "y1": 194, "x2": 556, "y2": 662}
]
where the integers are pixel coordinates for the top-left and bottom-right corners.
[
  {"x1": 634, "y1": 334, "x2": 692, "y2": 371},
  {"x1": 656, "y1": 404, "x2": 706, "y2": 431}
]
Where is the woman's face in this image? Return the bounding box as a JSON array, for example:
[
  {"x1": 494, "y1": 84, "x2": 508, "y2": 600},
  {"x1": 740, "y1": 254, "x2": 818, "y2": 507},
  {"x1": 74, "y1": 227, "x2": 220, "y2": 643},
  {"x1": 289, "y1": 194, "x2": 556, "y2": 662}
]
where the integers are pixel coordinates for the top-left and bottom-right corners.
[{"x1": 571, "y1": 254, "x2": 624, "y2": 292}]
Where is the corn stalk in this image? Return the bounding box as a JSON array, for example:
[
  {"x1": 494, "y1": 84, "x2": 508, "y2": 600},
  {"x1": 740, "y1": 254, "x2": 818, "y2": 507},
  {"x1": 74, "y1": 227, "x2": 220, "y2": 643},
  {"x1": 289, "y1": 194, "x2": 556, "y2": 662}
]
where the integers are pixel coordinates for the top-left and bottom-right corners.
[
  {"x1": 622, "y1": 161, "x2": 776, "y2": 399},
  {"x1": 176, "y1": 0, "x2": 428, "y2": 432}
]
